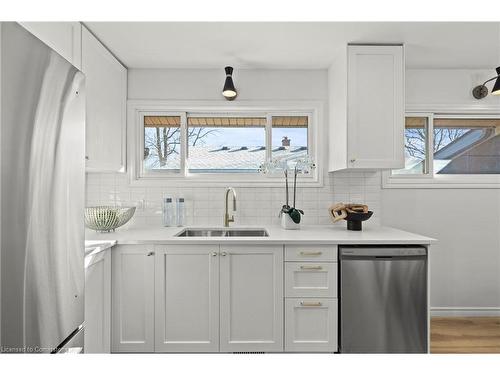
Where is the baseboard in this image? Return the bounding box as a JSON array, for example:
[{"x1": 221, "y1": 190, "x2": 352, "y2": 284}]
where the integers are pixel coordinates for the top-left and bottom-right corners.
[{"x1": 431, "y1": 307, "x2": 500, "y2": 317}]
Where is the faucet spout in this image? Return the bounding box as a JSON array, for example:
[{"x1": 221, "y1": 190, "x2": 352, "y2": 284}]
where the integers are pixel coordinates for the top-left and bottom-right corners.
[{"x1": 224, "y1": 187, "x2": 237, "y2": 227}]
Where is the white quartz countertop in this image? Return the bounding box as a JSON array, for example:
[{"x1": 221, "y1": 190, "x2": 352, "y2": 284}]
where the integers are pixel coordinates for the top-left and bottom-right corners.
[
  {"x1": 85, "y1": 240, "x2": 117, "y2": 257},
  {"x1": 85, "y1": 225, "x2": 435, "y2": 246}
]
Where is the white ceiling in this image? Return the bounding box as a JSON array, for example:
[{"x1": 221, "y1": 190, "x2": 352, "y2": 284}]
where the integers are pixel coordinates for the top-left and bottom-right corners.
[{"x1": 85, "y1": 22, "x2": 500, "y2": 70}]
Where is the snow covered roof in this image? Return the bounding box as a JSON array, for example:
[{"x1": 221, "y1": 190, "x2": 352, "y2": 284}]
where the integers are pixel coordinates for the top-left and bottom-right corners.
[{"x1": 144, "y1": 145, "x2": 308, "y2": 172}]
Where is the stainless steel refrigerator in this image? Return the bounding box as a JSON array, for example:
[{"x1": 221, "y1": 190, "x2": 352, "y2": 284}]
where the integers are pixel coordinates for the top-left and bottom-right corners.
[{"x1": 1, "y1": 22, "x2": 85, "y2": 353}]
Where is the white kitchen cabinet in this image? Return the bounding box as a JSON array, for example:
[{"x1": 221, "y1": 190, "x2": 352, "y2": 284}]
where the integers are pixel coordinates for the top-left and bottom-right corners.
[
  {"x1": 285, "y1": 298, "x2": 337, "y2": 352},
  {"x1": 329, "y1": 44, "x2": 405, "y2": 171},
  {"x1": 84, "y1": 249, "x2": 111, "y2": 353},
  {"x1": 219, "y1": 245, "x2": 283, "y2": 352},
  {"x1": 111, "y1": 245, "x2": 155, "y2": 352},
  {"x1": 154, "y1": 245, "x2": 220, "y2": 352},
  {"x1": 285, "y1": 245, "x2": 337, "y2": 262},
  {"x1": 19, "y1": 22, "x2": 82, "y2": 69},
  {"x1": 82, "y1": 26, "x2": 127, "y2": 173},
  {"x1": 285, "y1": 262, "x2": 337, "y2": 298}
]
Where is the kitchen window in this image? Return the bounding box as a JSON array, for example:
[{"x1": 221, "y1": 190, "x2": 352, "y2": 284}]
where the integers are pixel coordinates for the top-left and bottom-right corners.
[
  {"x1": 384, "y1": 114, "x2": 500, "y2": 188},
  {"x1": 186, "y1": 116, "x2": 267, "y2": 173},
  {"x1": 143, "y1": 115, "x2": 182, "y2": 172},
  {"x1": 129, "y1": 101, "x2": 321, "y2": 186}
]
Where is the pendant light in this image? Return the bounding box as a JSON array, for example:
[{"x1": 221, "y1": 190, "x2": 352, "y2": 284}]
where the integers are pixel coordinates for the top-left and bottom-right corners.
[
  {"x1": 491, "y1": 67, "x2": 500, "y2": 95},
  {"x1": 472, "y1": 66, "x2": 500, "y2": 99},
  {"x1": 222, "y1": 66, "x2": 237, "y2": 100}
]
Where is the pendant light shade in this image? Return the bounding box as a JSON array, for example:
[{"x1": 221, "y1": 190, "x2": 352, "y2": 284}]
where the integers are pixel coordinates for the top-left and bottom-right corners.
[
  {"x1": 222, "y1": 66, "x2": 237, "y2": 100},
  {"x1": 491, "y1": 67, "x2": 500, "y2": 96}
]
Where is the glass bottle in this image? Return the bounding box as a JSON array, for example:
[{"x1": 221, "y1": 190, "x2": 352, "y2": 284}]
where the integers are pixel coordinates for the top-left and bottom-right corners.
[
  {"x1": 176, "y1": 198, "x2": 185, "y2": 226},
  {"x1": 162, "y1": 197, "x2": 174, "y2": 226}
]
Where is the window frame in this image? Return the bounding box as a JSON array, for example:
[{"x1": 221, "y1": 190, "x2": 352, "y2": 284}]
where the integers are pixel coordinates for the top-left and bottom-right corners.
[
  {"x1": 127, "y1": 100, "x2": 323, "y2": 187},
  {"x1": 384, "y1": 111, "x2": 500, "y2": 189}
]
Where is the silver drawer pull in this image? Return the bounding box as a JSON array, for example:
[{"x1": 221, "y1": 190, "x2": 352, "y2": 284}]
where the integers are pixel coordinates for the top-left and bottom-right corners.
[
  {"x1": 147, "y1": 251, "x2": 155, "y2": 256},
  {"x1": 300, "y1": 301, "x2": 322, "y2": 307},
  {"x1": 211, "y1": 252, "x2": 218, "y2": 257},
  {"x1": 300, "y1": 265, "x2": 323, "y2": 270},
  {"x1": 299, "y1": 251, "x2": 323, "y2": 256},
  {"x1": 221, "y1": 251, "x2": 228, "y2": 257}
]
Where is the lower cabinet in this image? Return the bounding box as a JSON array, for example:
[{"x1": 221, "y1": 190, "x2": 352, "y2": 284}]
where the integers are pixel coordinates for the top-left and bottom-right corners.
[
  {"x1": 284, "y1": 245, "x2": 338, "y2": 352},
  {"x1": 111, "y1": 245, "x2": 155, "y2": 352},
  {"x1": 154, "y1": 245, "x2": 220, "y2": 352},
  {"x1": 219, "y1": 245, "x2": 283, "y2": 352},
  {"x1": 285, "y1": 298, "x2": 338, "y2": 352},
  {"x1": 110, "y1": 244, "x2": 339, "y2": 353},
  {"x1": 84, "y1": 249, "x2": 111, "y2": 353}
]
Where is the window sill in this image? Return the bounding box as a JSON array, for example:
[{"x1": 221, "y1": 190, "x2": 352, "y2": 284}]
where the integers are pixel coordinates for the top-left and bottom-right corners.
[
  {"x1": 382, "y1": 171, "x2": 500, "y2": 189},
  {"x1": 128, "y1": 174, "x2": 323, "y2": 188}
]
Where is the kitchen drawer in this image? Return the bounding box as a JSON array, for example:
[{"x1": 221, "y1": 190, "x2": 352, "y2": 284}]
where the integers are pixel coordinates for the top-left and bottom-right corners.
[
  {"x1": 285, "y1": 245, "x2": 337, "y2": 262},
  {"x1": 285, "y1": 298, "x2": 338, "y2": 352},
  {"x1": 285, "y1": 262, "x2": 337, "y2": 298}
]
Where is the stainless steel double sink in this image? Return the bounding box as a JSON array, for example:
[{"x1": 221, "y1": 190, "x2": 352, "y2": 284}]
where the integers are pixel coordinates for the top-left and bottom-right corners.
[{"x1": 175, "y1": 228, "x2": 269, "y2": 237}]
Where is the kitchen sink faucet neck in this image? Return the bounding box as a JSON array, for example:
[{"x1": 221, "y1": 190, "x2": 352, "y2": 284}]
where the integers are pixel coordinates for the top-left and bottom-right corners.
[{"x1": 224, "y1": 187, "x2": 237, "y2": 227}]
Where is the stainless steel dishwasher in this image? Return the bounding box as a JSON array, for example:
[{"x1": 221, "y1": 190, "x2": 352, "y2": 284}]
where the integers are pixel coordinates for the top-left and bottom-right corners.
[{"x1": 340, "y1": 246, "x2": 428, "y2": 353}]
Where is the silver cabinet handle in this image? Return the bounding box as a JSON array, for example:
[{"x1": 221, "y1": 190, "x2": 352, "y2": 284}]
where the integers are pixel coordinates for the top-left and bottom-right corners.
[
  {"x1": 211, "y1": 252, "x2": 218, "y2": 257},
  {"x1": 221, "y1": 251, "x2": 228, "y2": 257},
  {"x1": 300, "y1": 265, "x2": 322, "y2": 270},
  {"x1": 350, "y1": 158, "x2": 356, "y2": 163},
  {"x1": 299, "y1": 251, "x2": 323, "y2": 256},
  {"x1": 300, "y1": 301, "x2": 322, "y2": 307},
  {"x1": 147, "y1": 251, "x2": 155, "y2": 256}
]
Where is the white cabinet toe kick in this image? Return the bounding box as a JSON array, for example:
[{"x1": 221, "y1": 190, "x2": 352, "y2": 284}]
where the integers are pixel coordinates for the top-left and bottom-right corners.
[{"x1": 107, "y1": 243, "x2": 429, "y2": 353}]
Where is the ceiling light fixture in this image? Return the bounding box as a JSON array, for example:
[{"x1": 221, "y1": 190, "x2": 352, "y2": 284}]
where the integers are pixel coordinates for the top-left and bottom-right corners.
[
  {"x1": 222, "y1": 66, "x2": 237, "y2": 101},
  {"x1": 472, "y1": 66, "x2": 500, "y2": 99}
]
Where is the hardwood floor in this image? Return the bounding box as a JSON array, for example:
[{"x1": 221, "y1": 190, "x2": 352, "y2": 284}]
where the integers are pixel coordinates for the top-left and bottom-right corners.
[{"x1": 431, "y1": 317, "x2": 500, "y2": 353}]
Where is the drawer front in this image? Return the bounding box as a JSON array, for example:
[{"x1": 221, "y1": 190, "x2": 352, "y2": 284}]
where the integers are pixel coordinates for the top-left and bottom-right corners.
[
  {"x1": 285, "y1": 245, "x2": 337, "y2": 262},
  {"x1": 285, "y1": 298, "x2": 338, "y2": 352},
  {"x1": 285, "y1": 262, "x2": 337, "y2": 298}
]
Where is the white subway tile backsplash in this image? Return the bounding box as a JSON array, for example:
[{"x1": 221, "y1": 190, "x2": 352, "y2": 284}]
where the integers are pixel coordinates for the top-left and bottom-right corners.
[{"x1": 85, "y1": 170, "x2": 383, "y2": 228}]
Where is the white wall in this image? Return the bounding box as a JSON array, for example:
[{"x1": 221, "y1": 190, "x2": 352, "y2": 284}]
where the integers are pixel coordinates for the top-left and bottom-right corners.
[
  {"x1": 406, "y1": 69, "x2": 500, "y2": 107},
  {"x1": 87, "y1": 69, "x2": 383, "y2": 228},
  {"x1": 382, "y1": 69, "x2": 500, "y2": 315},
  {"x1": 128, "y1": 69, "x2": 329, "y2": 101}
]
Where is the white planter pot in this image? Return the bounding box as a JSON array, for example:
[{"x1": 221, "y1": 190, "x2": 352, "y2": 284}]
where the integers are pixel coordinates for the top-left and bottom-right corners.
[{"x1": 281, "y1": 213, "x2": 301, "y2": 230}]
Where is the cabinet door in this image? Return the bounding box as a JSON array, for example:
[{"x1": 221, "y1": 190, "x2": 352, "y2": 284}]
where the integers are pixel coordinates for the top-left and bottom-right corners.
[
  {"x1": 285, "y1": 298, "x2": 337, "y2": 352},
  {"x1": 84, "y1": 249, "x2": 111, "y2": 353},
  {"x1": 111, "y1": 245, "x2": 155, "y2": 352},
  {"x1": 82, "y1": 26, "x2": 127, "y2": 173},
  {"x1": 154, "y1": 245, "x2": 219, "y2": 352},
  {"x1": 20, "y1": 22, "x2": 82, "y2": 68},
  {"x1": 347, "y1": 45, "x2": 404, "y2": 169},
  {"x1": 220, "y1": 245, "x2": 283, "y2": 352}
]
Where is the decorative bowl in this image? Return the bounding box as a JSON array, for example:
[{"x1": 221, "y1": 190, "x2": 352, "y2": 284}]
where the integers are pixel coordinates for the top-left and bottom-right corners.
[
  {"x1": 345, "y1": 211, "x2": 373, "y2": 231},
  {"x1": 85, "y1": 206, "x2": 136, "y2": 232}
]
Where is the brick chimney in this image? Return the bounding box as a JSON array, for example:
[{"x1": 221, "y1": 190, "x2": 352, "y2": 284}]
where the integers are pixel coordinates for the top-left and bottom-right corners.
[{"x1": 282, "y1": 136, "x2": 290, "y2": 147}]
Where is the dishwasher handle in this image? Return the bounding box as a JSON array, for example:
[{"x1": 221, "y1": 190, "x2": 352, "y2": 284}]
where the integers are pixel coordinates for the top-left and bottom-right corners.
[{"x1": 340, "y1": 247, "x2": 426, "y2": 257}]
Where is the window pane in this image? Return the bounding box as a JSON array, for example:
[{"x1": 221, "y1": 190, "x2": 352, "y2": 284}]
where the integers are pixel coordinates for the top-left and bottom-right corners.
[
  {"x1": 393, "y1": 117, "x2": 428, "y2": 175},
  {"x1": 187, "y1": 116, "x2": 266, "y2": 173},
  {"x1": 271, "y1": 116, "x2": 308, "y2": 168},
  {"x1": 434, "y1": 118, "x2": 499, "y2": 174},
  {"x1": 143, "y1": 115, "x2": 181, "y2": 172}
]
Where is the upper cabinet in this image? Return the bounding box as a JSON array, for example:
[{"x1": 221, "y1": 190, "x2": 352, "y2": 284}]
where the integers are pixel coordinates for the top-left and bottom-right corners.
[
  {"x1": 19, "y1": 22, "x2": 82, "y2": 69},
  {"x1": 82, "y1": 26, "x2": 127, "y2": 173},
  {"x1": 329, "y1": 44, "x2": 405, "y2": 171}
]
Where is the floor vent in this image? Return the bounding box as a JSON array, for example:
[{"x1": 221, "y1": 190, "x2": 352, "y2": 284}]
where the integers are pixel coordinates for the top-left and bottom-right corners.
[{"x1": 232, "y1": 352, "x2": 265, "y2": 354}]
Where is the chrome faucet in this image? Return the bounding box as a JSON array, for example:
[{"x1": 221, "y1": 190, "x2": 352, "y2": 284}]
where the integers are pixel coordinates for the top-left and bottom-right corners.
[{"x1": 224, "y1": 187, "x2": 237, "y2": 227}]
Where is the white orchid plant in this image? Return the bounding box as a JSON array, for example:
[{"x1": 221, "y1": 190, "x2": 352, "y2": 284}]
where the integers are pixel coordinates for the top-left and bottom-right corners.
[{"x1": 259, "y1": 155, "x2": 316, "y2": 224}]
